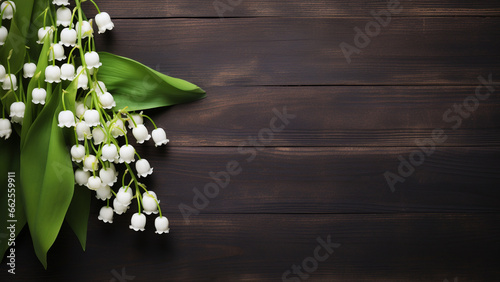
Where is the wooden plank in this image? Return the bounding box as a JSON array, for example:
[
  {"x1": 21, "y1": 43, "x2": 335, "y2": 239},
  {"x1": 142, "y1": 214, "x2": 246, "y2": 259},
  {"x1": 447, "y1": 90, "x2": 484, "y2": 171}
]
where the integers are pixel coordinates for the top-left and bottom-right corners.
[
  {"x1": 4, "y1": 214, "x2": 500, "y2": 281},
  {"x1": 147, "y1": 86, "x2": 500, "y2": 147},
  {"x1": 85, "y1": 0, "x2": 500, "y2": 18},
  {"x1": 95, "y1": 18, "x2": 500, "y2": 86},
  {"x1": 111, "y1": 147, "x2": 500, "y2": 214}
]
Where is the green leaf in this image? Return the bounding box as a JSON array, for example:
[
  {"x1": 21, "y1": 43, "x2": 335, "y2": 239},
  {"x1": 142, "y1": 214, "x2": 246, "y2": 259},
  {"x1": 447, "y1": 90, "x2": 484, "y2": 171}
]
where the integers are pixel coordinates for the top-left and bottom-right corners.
[
  {"x1": 20, "y1": 84, "x2": 75, "y2": 269},
  {"x1": 97, "y1": 52, "x2": 206, "y2": 111},
  {"x1": 64, "y1": 185, "x2": 90, "y2": 251},
  {"x1": 0, "y1": 0, "x2": 35, "y2": 73},
  {"x1": 0, "y1": 133, "x2": 26, "y2": 262}
]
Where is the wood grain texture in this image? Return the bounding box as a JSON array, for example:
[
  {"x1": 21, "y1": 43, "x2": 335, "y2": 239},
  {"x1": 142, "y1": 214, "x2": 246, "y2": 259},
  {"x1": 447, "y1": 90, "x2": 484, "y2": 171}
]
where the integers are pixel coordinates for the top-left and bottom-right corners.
[
  {"x1": 96, "y1": 18, "x2": 500, "y2": 87},
  {"x1": 84, "y1": 0, "x2": 500, "y2": 18},
  {"x1": 149, "y1": 86, "x2": 500, "y2": 147},
  {"x1": 2, "y1": 214, "x2": 499, "y2": 281}
]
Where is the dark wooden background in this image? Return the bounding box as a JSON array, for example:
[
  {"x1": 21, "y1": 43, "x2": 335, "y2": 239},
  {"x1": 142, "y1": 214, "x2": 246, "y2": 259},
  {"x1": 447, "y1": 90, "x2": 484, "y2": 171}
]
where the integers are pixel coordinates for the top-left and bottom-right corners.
[{"x1": 2, "y1": 0, "x2": 500, "y2": 281}]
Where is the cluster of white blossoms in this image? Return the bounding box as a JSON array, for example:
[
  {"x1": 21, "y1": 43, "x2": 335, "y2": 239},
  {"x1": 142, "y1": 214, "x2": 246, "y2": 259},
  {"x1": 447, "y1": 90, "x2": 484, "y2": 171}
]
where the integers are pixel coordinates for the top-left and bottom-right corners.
[{"x1": 0, "y1": 0, "x2": 170, "y2": 234}]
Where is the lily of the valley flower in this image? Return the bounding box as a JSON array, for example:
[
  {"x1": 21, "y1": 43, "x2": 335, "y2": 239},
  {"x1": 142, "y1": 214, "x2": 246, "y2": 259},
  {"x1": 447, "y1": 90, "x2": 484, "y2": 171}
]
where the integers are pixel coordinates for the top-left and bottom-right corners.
[
  {"x1": 70, "y1": 144, "x2": 86, "y2": 162},
  {"x1": 23, "y1": 63, "x2": 36, "y2": 78},
  {"x1": 85, "y1": 51, "x2": 102, "y2": 69},
  {"x1": 99, "y1": 92, "x2": 116, "y2": 109},
  {"x1": 94, "y1": 81, "x2": 107, "y2": 95},
  {"x1": 92, "y1": 126, "x2": 106, "y2": 145},
  {"x1": 45, "y1": 65, "x2": 61, "y2": 83},
  {"x1": 142, "y1": 191, "x2": 159, "y2": 215},
  {"x1": 56, "y1": 7, "x2": 71, "y2": 27},
  {"x1": 60, "y1": 28, "x2": 77, "y2": 47},
  {"x1": 95, "y1": 185, "x2": 112, "y2": 200},
  {"x1": 99, "y1": 167, "x2": 118, "y2": 186},
  {"x1": 132, "y1": 124, "x2": 151, "y2": 144},
  {"x1": 57, "y1": 110, "x2": 75, "y2": 128},
  {"x1": 116, "y1": 186, "x2": 133, "y2": 206},
  {"x1": 152, "y1": 128, "x2": 169, "y2": 147},
  {"x1": 52, "y1": 0, "x2": 70, "y2": 6},
  {"x1": 75, "y1": 169, "x2": 90, "y2": 186},
  {"x1": 76, "y1": 20, "x2": 92, "y2": 38},
  {"x1": 76, "y1": 121, "x2": 92, "y2": 140},
  {"x1": 0, "y1": 65, "x2": 5, "y2": 82},
  {"x1": 75, "y1": 100, "x2": 87, "y2": 118},
  {"x1": 0, "y1": 118, "x2": 12, "y2": 139},
  {"x1": 155, "y1": 217, "x2": 170, "y2": 234},
  {"x1": 2, "y1": 74, "x2": 17, "y2": 90},
  {"x1": 119, "y1": 144, "x2": 135, "y2": 163},
  {"x1": 98, "y1": 206, "x2": 114, "y2": 223},
  {"x1": 95, "y1": 12, "x2": 114, "y2": 34},
  {"x1": 129, "y1": 213, "x2": 146, "y2": 231},
  {"x1": 60, "y1": 63, "x2": 75, "y2": 80},
  {"x1": 101, "y1": 143, "x2": 119, "y2": 162},
  {"x1": 113, "y1": 198, "x2": 129, "y2": 215},
  {"x1": 136, "y1": 159, "x2": 153, "y2": 178},
  {"x1": 10, "y1": 102, "x2": 25, "y2": 122},
  {"x1": 109, "y1": 119, "x2": 126, "y2": 138},
  {"x1": 32, "y1": 88, "x2": 47, "y2": 105},
  {"x1": 87, "y1": 175, "x2": 103, "y2": 190},
  {"x1": 84, "y1": 109, "x2": 100, "y2": 127},
  {"x1": 83, "y1": 154, "x2": 99, "y2": 172},
  {"x1": 49, "y1": 43, "x2": 67, "y2": 61},
  {"x1": 0, "y1": 26, "x2": 8, "y2": 45},
  {"x1": 127, "y1": 112, "x2": 143, "y2": 129},
  {"x1": 37, "y1": 26, "x2": 53, "y2": 44},
  {"x1": 1, "y1": 1, "x2": 16, "y2": 20}
]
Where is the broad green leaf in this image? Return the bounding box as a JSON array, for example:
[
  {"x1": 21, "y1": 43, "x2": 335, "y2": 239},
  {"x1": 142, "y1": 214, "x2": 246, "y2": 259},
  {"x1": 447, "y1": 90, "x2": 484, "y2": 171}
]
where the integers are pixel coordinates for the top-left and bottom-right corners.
[
  {"x1": 97, "y1": 52, "x2": 206, "y2": 111},
  {"x1": 0, "y1": 0, "x2": 35, "y2": 73},
  {"x1": 20, "y1": 84, "x2": 75, "y2": 269},
  {"x1": 0, "y1": 133, "x2": 26, "y2": 262},
  {"x1": 64, "y1": 185, "x2": 90, "y2": 251}
]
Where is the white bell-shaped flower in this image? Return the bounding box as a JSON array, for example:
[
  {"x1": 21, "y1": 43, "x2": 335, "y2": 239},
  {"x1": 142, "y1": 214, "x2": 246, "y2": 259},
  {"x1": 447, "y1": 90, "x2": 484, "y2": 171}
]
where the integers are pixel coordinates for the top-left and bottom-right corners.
[
  {"x1": 92, "y1": 126, "x2": 106, "y2": 145},
  {"x1": 76, "y1": 66, "x2": 89, "y2": 89},
  {"x1": 2, "y1": 74, "x2": 17, "y2": 90},
  {"x1": 142, "y1": 191, "x2": 159, "y2": 215},
  {"x1": 116, "y1": 186, "x2": 133, "y2": 206},
  {"x1": 60, "y1": 28, "x2": 76, "y2": 47},
  {"x1": 0, "y1": 65, "x2": 5, "y2": 82},
  {"x1": 136, "y1": 159, "x2": 153, "y2": 178},
  {"x1": 37, "y1": 26, "x2": 53, "y2": 44},
  {"x1": 119, "y1": 144, "x2": 135, "y2": 163},
  {"x1": 98, "y1": 206, "x2": 113, "y2": 223},
  {"x1": 84, "y1": 109, "x2": 100, "y2": 127},
  {"x1": 152, "y1": 128, "x2": 169, "y2": 147},
  {"x1": 45, "y1": 65, "x2": 61, "y2": 83},
  {"x1": 155, "y1": 217, "x2": 170, "y2": 234},
  {"x1": 83, "y1": 154, "x2": 99, "y2": 172},
  {"x1": 96, "y1": 185, "x2": 112, "y2": 201},
  {"x1": 10, "y1": 102, "x2": 25, "y2": 122},
  {"x1": 0, "y1": 26, "x2": 7, "y2": 46},
  {"x1": 76, "y1": 20, "x2": 92, "y2": 38},
  {"x1": 70, "y1": 144, "x2": 85, "y2": 162},
  {"x1": 113, "y1": 198, "x2": 129, "y2": 215},
  {"x1": 108, "y1": 119, "x2": 125, "y2": 138},
  {"x1": 99, "y1": 92, "x2": 116, "y2": 109},
  {"x1": 0, "y1": 118, "x2": 12, "y2": 139},
  {"x1": 87, "y1": 176, "x2": 103, "y2": 190},
  {"x1": 93, "y1": 81, "x2": 107, "y2": 95},
  {"x1": 56, "y1": 7, "x2": 71, "y2": 27},
  {"x1": 23, "y1": 63, "x2": 36, "y2": 78},
  {"x1": 32, "y1": 88, "x2": 47, "y2": 105},
  {"x1": 99, "y1": 167, "x2": 118, "y2": 186},
  {"x1": 95, "y1": 12, "x2": 114, "y2": 34},
  {"x1": 60, "y1": 63, "x2": 75, "y2": 80},
  {"x1": 132, "y1": 124, "x2": 151, "y2": 144},
  {"x1": 75, "y1": 169, "x2": 90, "y2": 186},
  {"x1": 127, "y1": 112, "x2": 143, "y2": 129},
  {"x1": 57, "y1": 110, "x2": 75, "y2": 128},
  {"x1": 49, "y1": 43, "x2": 66, "y2": 62},
  {"x1": 129, "y1": 213, "x2": 146, "y2": 231},
  {"x1": 1, "y1": 1, "x2": 15, "y2": 20},
  {"x1": 85, "y1": 51, "x2": 102, "y2": 69},
  {"x1": 76, "y1": 121, "x2": 92, "y2": 140},
  {"x1": 52, "y1": 0, "x2": 69, "y2": 6},
  {"x1": 101, "y1": 143, "x2": 119, "y2": 162},
  {"x1": 75, "y1": 100, "x2": 87, "y2": 118}
]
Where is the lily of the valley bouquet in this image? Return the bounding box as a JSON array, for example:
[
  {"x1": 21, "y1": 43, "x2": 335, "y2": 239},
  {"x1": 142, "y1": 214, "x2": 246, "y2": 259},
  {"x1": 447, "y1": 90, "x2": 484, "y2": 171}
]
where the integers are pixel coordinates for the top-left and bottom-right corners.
[{"x1": 0, "y1": 0, "x2": 205, "y2": 268}]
